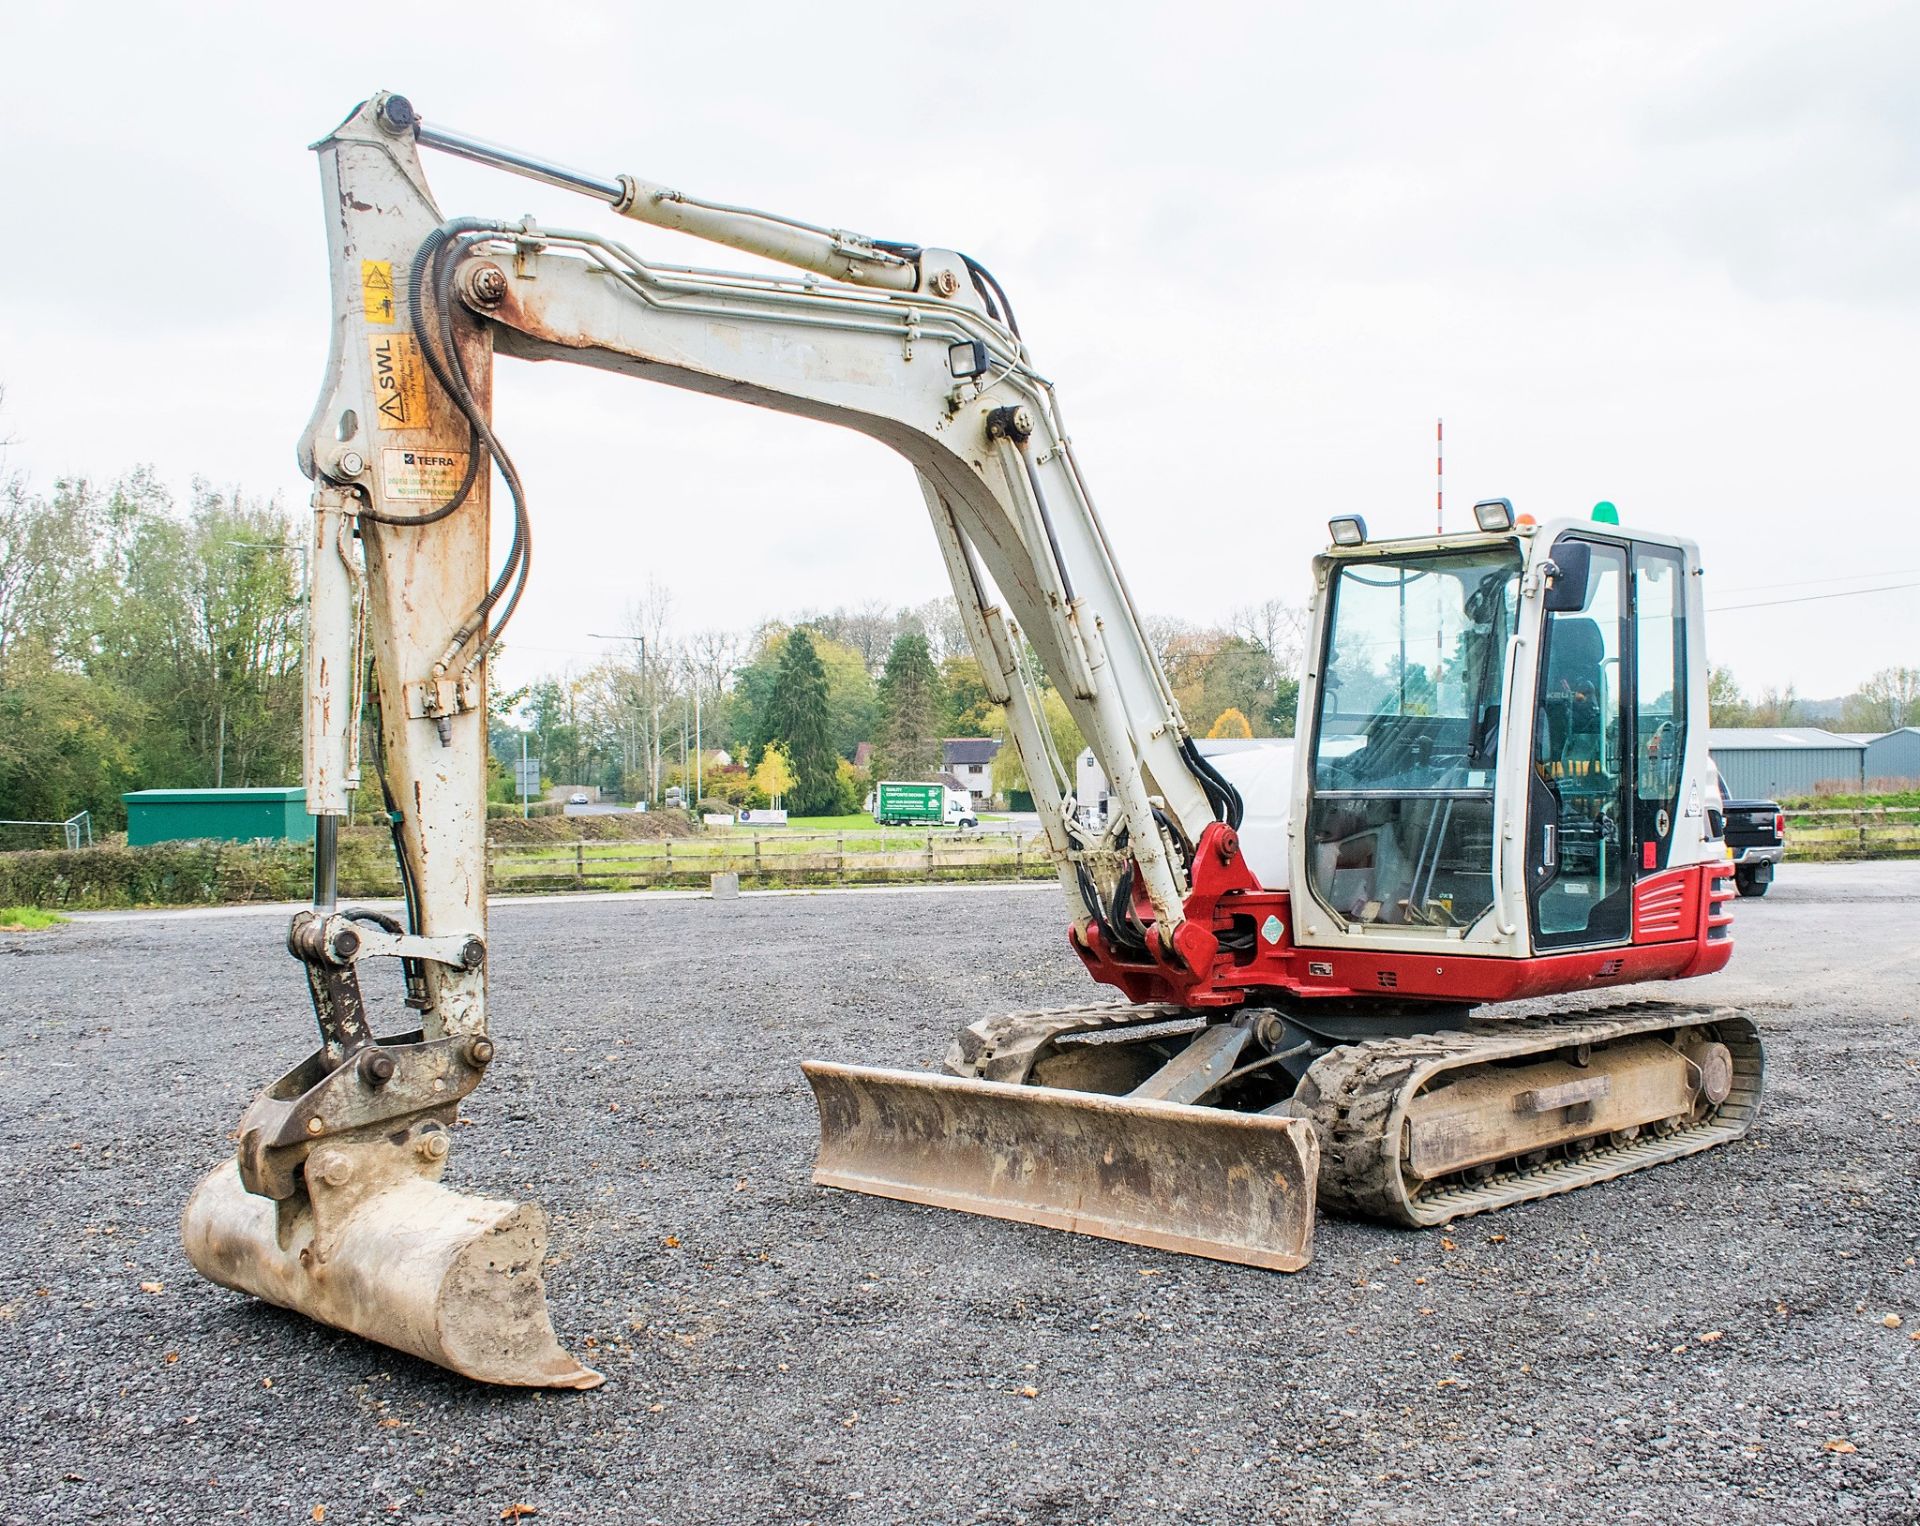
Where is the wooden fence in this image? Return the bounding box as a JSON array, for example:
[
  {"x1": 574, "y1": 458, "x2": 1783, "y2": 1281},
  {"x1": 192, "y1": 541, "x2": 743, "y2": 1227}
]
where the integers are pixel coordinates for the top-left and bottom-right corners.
[
  {"x1": 1782, "y1": 806, "x2": 1920, "y2": 861},
  {"x1": 487, "y1": 830, "x2": 1056, "y2": 892}
]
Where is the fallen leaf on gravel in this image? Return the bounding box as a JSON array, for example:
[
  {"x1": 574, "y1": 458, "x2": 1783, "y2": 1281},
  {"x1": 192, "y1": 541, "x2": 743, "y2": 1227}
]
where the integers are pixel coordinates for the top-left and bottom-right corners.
[
  {"x1": 1441, "y1": 1238, "x2": 1457, "y2": 1252},
  {"x1": 583, "y1": 1337, "x2": 598, "y2": 1348},
  {"x1": 647, "y1": 1403, "x2": 664, "y2": 1413},
  {"x1": 1018, "y1": 1386, "x2": 1039, "y2": 1399},
  {"x1": 1138, "y1": 1268, "x2": 1163, "y2": 1277},
  {"x1": 608, "y1": 1103, "x2": 620, "y2": 1112},
  {"x1": 1881, "y1": 1314, "x2": 1902, "y2": 1328},
  {"x1": 378, "y1": 1418, "x2": 402, "y2": 1429},
  {"x1": 164, "y1": 1352, "x2": 179, "y2": 1363},
  {"x1": 1487, "y1": 1234, "x2": 1507, "y2": 1244},
  {"x1": 139, "y1": 1281, "x2": 163, "y2": 1294},
  {"x1": 735, "y1": 1180, "x2": 750, "y2": 1191},
  {"x1": 1436, "y1": 1378, "x2": 1460, "y2": 1389},
  {"x1": 1698, "y1": 1331, "x2": 1723, "y2": 1343},
  {"x1": 662, "y1": 1236, "x2": 680, "y2": 1248},
  {"x1": 1823, "y1": 1439, "x2": 1857, "y2": 1454},
  {"x1": 312, "y1": 1508, "x2": 327, "y2": 1522},
  {"x1": 1419, "y1": 1308, "x2": 1434, "y2": 1317},
  {"x1": 501, "y1": 1507, "x2": 539, "y2": 1521}
]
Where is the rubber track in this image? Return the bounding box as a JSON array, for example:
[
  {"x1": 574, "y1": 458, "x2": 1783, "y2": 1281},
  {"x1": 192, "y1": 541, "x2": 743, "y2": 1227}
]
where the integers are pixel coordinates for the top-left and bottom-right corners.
[{"x1": 1291, "y1": 1001, "x2": 1764, "y2": 1227}]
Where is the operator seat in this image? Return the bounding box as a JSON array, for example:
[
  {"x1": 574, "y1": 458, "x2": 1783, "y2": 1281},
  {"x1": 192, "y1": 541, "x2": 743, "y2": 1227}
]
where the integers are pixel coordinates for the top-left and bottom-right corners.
[{"x1": 1537, "y1": 617, "x2": 1605, "y2": 772}]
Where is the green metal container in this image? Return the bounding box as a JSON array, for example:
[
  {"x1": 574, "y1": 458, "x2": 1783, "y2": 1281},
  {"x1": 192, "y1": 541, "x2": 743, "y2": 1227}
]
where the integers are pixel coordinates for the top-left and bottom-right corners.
[{"x1": 123, "y1": 787, "x2": 315, "y2": 846}]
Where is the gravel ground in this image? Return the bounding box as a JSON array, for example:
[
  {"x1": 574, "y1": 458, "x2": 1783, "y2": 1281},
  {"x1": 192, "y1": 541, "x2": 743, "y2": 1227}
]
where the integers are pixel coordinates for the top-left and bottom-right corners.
[{"x1": 2, "y1": 866, "x2": 1917, "y2": 1524}]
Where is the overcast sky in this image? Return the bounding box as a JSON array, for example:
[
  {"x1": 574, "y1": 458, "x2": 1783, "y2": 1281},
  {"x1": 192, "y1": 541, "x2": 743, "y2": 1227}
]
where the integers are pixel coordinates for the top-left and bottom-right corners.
[{"x1": 3, "y1": 2, "x2": 1915, "y2": 701}]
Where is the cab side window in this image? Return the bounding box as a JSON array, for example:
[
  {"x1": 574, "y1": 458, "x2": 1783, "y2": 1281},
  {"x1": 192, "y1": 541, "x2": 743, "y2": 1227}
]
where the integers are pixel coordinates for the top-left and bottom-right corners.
[{"x1": 1634, "y1": 549, "x2": 1688, "y2": 870}]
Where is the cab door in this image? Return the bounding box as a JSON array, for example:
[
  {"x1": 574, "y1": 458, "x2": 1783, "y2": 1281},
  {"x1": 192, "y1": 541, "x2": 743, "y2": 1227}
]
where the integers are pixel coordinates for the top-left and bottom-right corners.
[{"x1": 1527, "y1": 537, "x2": 1633, "y2": 949}]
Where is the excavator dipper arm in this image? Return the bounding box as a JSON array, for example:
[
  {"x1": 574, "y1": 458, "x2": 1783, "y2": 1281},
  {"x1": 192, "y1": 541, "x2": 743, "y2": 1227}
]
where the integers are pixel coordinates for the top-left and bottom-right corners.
[{"x1": 181, "y1": 93, "x2": 1316, "y2": 1386}]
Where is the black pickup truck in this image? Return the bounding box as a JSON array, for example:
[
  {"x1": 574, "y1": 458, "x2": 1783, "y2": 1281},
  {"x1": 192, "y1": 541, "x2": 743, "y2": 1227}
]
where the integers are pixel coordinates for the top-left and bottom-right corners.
[{"x1": 1720, "y1": 793, "x2": 1786, "y2": 897}]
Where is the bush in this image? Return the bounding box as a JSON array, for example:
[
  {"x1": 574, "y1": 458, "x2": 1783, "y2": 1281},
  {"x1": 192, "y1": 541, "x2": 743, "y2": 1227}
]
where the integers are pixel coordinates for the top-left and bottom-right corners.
[{"x1": 700, "y1": 765, "x2": 765, "y2": 810}]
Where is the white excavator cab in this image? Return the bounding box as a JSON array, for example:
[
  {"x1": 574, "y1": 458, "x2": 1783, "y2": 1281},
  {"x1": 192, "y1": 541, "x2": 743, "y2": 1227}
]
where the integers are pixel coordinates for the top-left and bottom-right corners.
[{"x1": 1288, "y1": 510, "x2": 1725, "y2": 979}]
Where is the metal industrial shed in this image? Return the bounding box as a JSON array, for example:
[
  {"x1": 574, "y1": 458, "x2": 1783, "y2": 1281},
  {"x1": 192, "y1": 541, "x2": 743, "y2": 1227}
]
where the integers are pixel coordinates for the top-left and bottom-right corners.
[
  {"x1": 1863, "y1": 726, "x2": 1920, "y2": 784},
  {"x1": 1707, "y1": 729, "x2": 1864, "y2": 800}
]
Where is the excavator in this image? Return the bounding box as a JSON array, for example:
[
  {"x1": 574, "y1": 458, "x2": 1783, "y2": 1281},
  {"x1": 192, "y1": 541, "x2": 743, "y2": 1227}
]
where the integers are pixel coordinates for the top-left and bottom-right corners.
[{"x1": 181, "y1": 94, "x2": 1761, "y2": 1389}]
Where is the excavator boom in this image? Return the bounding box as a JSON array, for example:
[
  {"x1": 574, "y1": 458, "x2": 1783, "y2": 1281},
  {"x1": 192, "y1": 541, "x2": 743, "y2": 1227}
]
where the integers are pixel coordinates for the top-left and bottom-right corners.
[{"x1": 181, "y1": 93, "x2": 1314, "y2": 1385}]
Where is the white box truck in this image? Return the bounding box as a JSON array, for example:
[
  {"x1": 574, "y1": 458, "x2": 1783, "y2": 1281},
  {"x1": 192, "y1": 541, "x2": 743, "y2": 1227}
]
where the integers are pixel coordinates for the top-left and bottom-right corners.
[{"x1": 873, "y1": 780, "x2": 977, "y2": 828}]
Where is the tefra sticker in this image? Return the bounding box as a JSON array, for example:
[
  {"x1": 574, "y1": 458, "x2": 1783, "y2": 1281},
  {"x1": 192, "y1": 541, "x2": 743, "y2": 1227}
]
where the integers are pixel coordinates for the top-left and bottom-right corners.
[
  {"x1": 361, "y1": 259, "x2": 396, "y2": 324},
  {"x1": 367, "y1": 333, "x2": 429, "y2": 430},
  {"x1": 382, "y1": 447, "x2": 468, "y2": 501}
]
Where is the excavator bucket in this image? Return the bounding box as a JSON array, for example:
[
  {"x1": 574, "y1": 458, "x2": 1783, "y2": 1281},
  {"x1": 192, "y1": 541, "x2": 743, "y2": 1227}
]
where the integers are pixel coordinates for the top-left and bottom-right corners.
[
  {"x1": 182, "y1": 1151, "x2": 602, "y2": 1390},
  {"x1": 802, "y1": 1062, "x2": 1319, "y2": 1271}
]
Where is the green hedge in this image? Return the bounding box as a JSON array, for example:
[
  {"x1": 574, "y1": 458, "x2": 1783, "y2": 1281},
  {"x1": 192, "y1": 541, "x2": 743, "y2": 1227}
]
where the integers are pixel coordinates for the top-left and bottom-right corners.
[
  {"x1": 0, "y1": 835, "x2": 402, "y2": 909},
  {"x1": 486, "y1": 799, "x2": 567, "y2": 820}
]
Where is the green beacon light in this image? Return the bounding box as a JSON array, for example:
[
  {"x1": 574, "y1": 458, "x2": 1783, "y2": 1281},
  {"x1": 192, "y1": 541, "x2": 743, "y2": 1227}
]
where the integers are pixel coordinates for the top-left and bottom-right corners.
[{"x1": 1592, "y1": 500, "x2": 1620, "y2": 525}]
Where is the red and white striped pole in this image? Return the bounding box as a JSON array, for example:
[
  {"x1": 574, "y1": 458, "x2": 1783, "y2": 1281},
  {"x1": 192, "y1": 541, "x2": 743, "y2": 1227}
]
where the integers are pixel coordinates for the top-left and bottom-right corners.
[{"x1": 1436, "y1": 417, "x2": 1443, "y2": 534}]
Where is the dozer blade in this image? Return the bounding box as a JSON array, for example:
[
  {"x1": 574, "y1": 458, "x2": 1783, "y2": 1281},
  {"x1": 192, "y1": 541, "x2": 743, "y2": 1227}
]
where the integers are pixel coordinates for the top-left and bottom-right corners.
[
  {"x1": 182, "y1": 1156, "x2": 603, "y2": 1389},
  {"x1": 803, "y1": 1061, "x2": 1319, "y2": 1271}
]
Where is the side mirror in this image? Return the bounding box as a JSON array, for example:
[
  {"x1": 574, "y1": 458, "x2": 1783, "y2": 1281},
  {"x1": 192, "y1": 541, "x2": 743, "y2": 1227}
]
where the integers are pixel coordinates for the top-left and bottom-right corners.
[{"x1": 1543, "y1": 541, "x2": 1592, "y2": 612}]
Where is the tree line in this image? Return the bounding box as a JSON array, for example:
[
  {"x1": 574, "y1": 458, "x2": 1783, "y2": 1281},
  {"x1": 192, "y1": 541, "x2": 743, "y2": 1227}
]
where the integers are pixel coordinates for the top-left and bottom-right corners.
[
  {"x1": 34, "y1": 439, "x2": 1918, "y2": 837},
  {"x1": 1709, "y1": 664, "x2": 1920, "y2": 732},
  {"x1": 0, "y1": 426, "x2": 1316, "y2": 833},
  {"x1": 501, "y1": 593, "x2": 1311, "y2": 816},
  {"x1": 1, "y1": 454, "x2": 302, "y2": 833}
]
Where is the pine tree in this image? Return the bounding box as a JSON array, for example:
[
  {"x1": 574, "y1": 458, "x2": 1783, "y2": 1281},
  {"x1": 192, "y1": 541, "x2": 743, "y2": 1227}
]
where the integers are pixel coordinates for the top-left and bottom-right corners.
[
  {"x1": 875, "y1": 632, "x2": 945, "y2": 779},
  {"x1": 765, "y1": 626, "x2": 845, "y2": 815}
]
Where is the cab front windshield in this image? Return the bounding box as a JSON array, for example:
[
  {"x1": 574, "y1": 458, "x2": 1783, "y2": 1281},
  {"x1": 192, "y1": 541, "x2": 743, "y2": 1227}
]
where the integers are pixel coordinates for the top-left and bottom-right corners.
[{"x1": 1307, "y1": 545, "x2": 1523, "y2": 929}]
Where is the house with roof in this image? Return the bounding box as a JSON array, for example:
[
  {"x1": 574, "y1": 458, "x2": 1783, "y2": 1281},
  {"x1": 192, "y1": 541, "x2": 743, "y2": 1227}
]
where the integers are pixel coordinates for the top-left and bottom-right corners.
[{"x1": 943, "y1": 737, "x2": 1001, "y2": 805}]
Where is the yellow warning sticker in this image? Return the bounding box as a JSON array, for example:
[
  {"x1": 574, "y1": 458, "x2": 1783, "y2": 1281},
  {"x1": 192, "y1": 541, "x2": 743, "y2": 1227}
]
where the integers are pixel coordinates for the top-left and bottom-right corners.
[
  {"x1": 360, "y1": 259, "x2": 396, "y2": 324},
  {"x1": 367, "y1": 334, "x2": 429, "y2": 430},
  {"x1": 382, "y1": 447, "x2": 468, "y2": 501}
]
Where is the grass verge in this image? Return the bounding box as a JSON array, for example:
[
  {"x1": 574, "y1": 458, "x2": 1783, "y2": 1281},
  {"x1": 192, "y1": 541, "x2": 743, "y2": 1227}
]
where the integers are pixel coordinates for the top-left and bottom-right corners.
[{"x1": 0, "y1": 906, "x2": 68, "y2": 931}]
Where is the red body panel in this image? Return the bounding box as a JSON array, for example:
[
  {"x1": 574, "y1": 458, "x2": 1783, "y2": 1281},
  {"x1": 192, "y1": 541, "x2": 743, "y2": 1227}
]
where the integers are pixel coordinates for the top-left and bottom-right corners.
[{"x1": 1071, "y1": 825, "x2": 1735, "y2": 1009}]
